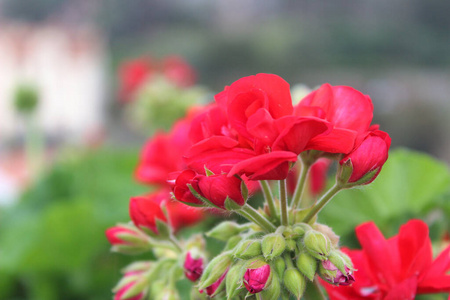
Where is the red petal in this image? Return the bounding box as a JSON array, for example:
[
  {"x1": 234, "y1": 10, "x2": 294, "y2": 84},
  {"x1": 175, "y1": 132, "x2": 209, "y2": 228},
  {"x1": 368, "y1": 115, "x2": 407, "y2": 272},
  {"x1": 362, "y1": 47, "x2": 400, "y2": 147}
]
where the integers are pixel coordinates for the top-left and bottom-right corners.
[
  {"x1": 356, "y1": 222, "x2": 399, "y2": 288},
  {"x1": 306, "y1": 127, "x2": 357, "y2": 154},
  {"x1": 384, "y1": 276, "x2": 417, "y2": 300},
  {"x1": 228, "y1": 151, "x2": 298, "y2": 180}
]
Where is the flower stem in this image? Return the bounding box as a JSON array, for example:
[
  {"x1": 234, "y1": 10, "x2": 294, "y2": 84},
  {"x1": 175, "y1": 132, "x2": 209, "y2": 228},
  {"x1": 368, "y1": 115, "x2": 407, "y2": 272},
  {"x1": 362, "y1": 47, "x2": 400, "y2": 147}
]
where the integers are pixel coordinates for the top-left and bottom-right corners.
[
  {"x1": 313, "y1": 277, "x2": 327, "y2": 300},
  {"x1": 302, "y1": 182, "x2": 342, "y2": 224},
  {"x1": 168, "y1": 234, "x2": 183, "y2": 253},
  {"x1": 260, "y1": 180, "x2": 277, "y2": 219},
  {"x1": 290, "y1": 158, "x2": 311, "y2": 210},
  {"x1": 239, "y1": 204, "x2": 277, "y2": 232},
  {"x1": 279, "y1": 179, "x2": 289, "y2": 226}
]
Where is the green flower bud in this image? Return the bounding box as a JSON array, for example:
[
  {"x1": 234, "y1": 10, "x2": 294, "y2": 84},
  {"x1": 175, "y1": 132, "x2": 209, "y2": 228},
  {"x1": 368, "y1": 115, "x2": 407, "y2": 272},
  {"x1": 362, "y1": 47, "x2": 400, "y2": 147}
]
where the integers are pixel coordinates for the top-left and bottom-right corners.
[
  {"x1": 285, "y1": 239, "x2": 297, "y2": 252},
  {"x1": 206, "y1": 221, "x2": 249, "y2": 241},
  {"x1": 224, "y1": 235, "x2": 243, "y2": 251},
  {"x1": 303, "y1": 230, "x2": 331, "y2": 260},
  {"x1": 296, "y1": 252, "x2": 317, "y2": 281},
  {"x1": 234, "y1": 239, "x2": 262, "y2": 259},
  {"x1": 272, "y1": 257, "x2": 285, "y2": 279},
  {"x1": 199, "y1": 251, "x2": 233, "y2": 289},
  {"x1": 328, "y1": 250, "x2": 354, "y2": 276},
  {"x1": 313, "y1": 223, "x2": 340, "y2": 248},
  {"x1": 225, "y1": 260, "x2": 247, "y2": 299},
  {"x1": 283, "y1": 268, "x2": 306, "y2": 300},
  {"x1": 262, "y1": 233, "x2": 286, "y2": 260}
]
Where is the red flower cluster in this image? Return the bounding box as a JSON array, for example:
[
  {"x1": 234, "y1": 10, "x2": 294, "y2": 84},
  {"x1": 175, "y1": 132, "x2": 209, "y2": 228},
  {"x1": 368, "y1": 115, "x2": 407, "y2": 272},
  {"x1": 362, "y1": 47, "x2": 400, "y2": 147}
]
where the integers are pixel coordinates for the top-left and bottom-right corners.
[
  {"x1": 119, "y1": 55, "x2": 196, "y2": 102},
  {"x1": 322, "y1": 220, "x2": 450, "y2": 299}
]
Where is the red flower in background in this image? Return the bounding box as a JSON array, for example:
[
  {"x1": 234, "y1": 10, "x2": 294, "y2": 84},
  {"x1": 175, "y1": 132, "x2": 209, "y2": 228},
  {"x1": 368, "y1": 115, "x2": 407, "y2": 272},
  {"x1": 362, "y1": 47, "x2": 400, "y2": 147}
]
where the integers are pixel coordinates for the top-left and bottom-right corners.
[
  {"x1": 129, "y1": 189, "x2": 203, "y2": 234},
  {"x1": 162, "y1": 55, "x2": 196, "y2": 88},
  {"x1": 119, "y1": 57, "x2": 154, "y2": 102},
  {"x1": 322, "y1": 220, "x2": 450, "y2": 299},
  {"x1": 118, "y1": 55, "x2": 197, "y2": 103}
]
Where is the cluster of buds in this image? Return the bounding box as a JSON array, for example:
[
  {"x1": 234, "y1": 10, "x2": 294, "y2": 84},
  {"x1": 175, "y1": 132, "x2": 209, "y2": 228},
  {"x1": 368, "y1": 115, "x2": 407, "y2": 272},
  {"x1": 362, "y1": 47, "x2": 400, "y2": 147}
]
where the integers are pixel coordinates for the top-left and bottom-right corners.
[{"x1": 185, "y1": 220, "x2": 353, "y2": 299}]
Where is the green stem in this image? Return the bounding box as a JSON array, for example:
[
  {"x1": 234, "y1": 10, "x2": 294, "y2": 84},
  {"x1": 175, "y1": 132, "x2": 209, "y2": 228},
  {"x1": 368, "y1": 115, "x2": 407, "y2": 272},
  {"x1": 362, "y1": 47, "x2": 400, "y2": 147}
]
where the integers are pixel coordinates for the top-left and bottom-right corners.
[
  {"x1": 313, "y1": 277, "x2": 327, "y2": 300},
  {"x1": 260, "y1": 180, "x2": 277, "y2": 219},
  {"x1": 168, "y1": 235, "x2": 183, "y2": 253},
  {"x1": 290, "y1": 158, "x2": 311, "y2": 210},
  {"x1": 302, "y1": 183, "x2": 342, "y2": 223},
  {"x1": 240, "y1": 204, "x2": 277, "y2": 232},
  {"x1": 279, "y1": 179, "x2": 288, "y2": 226}
]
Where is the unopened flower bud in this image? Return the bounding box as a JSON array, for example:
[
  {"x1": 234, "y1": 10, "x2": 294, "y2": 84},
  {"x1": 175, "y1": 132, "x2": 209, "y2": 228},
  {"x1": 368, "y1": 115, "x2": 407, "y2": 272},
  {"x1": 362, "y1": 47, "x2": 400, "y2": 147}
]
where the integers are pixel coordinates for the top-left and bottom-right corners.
[
  {"x1": 225, "y1": 260, "x2": 247, "y2": 299},
  {"x1": 260, "y1": 271, "x2": 281, "y2": 300},
  {"x1": 313, "y1": 223, "x2": 340, "y2": 248},
  {"x1": 296, "y1": 252, "x2": 317, "y2": 281},
  {"x1": 206, "y1": 221, "x2": 248, "y2": 241},
  {"x1": 285, "y1": 239, "x2": 297, "y2": 252},
  {"x1": 184, "y1": 252, "x2": 204, "y2": 282},
  {"x1": 224, "y1": 235, "x2": 243, "y2": 251},
  {"x1": 234, "y1": 239, "x2": 262, "y2": 259},
  {"x1": 319, "y1": 259, "x2": 355, "y2": 286},
  {"x1": 283, "y1": 268, "x2": 306, "y2": 300},
  {"x1": 243, "y1": 264, "x2": 271, "y2": 294},
  {"x1": 105, "y1": 225, "x2": 151, "y2": 255},
  {"x1": 199, "y1": 252, "x2": 233, "y2": 289},
  {"x1": 200, "y1": 270, "x2": 228, "y2": 297},
  {"x1": 113, "y1": 271, "x2": 148, "y2": 300},
  {"x1": 303, "y1": 230, "x2": 331, "y2": 260},
  {"x1": 272, "y1": 257, "x2": 285, "y2": 279},
  {"x1": 262, "y1": 233, "x2": 286, "y2": 260}
]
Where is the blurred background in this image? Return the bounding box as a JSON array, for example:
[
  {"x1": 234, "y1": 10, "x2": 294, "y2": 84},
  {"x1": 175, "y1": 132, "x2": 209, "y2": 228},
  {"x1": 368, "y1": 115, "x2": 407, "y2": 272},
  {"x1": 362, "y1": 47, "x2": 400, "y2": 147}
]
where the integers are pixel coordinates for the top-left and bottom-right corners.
[{"x1": 0, "y1": 1, "x2": 449, "y2": 299}]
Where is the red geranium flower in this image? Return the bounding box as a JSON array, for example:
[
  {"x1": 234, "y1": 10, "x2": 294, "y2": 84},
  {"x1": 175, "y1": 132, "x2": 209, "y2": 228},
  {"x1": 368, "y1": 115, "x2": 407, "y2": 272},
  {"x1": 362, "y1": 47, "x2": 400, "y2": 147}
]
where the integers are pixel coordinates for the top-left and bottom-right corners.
[
  {"x1": 296, "y1": 84, "x2": 374, "y2": 154},
  {"x1": 322, "y1": 220, "x2": 450, "y2": 299},
  {"x1": 129, "y1": 189, "x2": 203, "y2": 233},
  {"x1": 119, "y1": 57, "x2": 154, "y2": 102}
]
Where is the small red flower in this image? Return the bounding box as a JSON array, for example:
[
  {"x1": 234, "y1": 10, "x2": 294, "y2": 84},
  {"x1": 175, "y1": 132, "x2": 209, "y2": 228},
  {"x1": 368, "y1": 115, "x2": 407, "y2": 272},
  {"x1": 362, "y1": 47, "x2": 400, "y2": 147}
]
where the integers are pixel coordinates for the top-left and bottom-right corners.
[
  {"x1": 129, "y1": 189, "x2": 203, "y2": 233},
  {"x1": 322, "y1": 220, "x2": 450, "y2": 299},
  {"x1": 340, "y1": 129, "x2": 391, "y2": 184},
  {"x1": 129, "y1": 194, "x2": 167, "y2": 234},
  {"x1": 244, "y1": 264, "x2": 271, "y2": 294},
  {"x1": 184, "y1": 252, "x2": 204, "y2": 282}
]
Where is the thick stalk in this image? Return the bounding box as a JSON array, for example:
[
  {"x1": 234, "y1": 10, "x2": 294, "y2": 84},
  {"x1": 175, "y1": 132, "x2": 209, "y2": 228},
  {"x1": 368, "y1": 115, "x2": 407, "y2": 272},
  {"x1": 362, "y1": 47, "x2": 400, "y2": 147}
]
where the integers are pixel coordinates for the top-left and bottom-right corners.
[
  {"x1": 290, "y1": 159, "x2": 311, "y2": 210},
  {"x1": 302, "y1": 183, "x2": 342, "y2": 223},
  {"x1": 240, "y1": 204, "x2": 277, "y2": 232},
  {"x1": 279, "y1": 179, "x2": 288, "y2": 226},
  {"x1": 260, "y1": 180, "x2": 277, "y2": 219}
]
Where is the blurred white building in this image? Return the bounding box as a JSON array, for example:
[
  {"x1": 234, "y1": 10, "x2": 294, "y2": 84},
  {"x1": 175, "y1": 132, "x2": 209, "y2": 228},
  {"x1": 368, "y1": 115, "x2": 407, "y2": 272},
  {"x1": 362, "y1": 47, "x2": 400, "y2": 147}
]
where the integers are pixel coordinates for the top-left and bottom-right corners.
[{"x1": 0, "y1": 23, "x2": 106, "y2": 144}]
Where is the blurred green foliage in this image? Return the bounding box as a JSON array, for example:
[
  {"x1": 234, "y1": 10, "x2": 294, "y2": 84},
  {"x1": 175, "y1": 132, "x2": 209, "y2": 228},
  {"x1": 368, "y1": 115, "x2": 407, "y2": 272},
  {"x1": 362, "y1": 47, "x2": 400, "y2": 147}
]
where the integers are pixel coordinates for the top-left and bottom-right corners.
[{"x1": 0, "y1": 148, "x2": 148, "y2": 300}]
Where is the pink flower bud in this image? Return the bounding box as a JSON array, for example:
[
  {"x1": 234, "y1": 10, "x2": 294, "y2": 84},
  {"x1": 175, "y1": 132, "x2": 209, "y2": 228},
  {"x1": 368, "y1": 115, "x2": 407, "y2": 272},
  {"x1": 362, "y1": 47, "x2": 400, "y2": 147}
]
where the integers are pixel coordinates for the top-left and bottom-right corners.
[
  {"x1": 105, "y1": 226, "x2": 139, "y2": 246},
  {"x1": 200, "y1": 270, "x2": 228, "y2": 296},
  {"x1": 114, "y1": 271, "x2": 146, "y2": 300},
  {"x1": 184, "y1": 252, "x2": 204, "y2": 282},
  {"x1": 244, "y1": 264, "x2": 271, "y2": 294},
  {"x1": 340, "y1": 129, "x2": 391, "y2": 185},
  {"x1": 320, "y1": 260, "x2": 355, "y2": 286}
]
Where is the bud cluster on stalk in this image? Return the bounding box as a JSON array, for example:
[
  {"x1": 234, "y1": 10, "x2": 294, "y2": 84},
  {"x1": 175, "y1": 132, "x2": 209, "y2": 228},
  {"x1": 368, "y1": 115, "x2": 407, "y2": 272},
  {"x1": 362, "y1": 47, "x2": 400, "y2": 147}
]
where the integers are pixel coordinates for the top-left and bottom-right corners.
[{"x1": 191, "y1": 220, "x2": 354, "y2": 299}]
